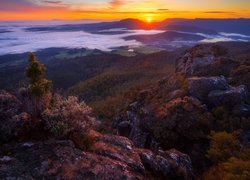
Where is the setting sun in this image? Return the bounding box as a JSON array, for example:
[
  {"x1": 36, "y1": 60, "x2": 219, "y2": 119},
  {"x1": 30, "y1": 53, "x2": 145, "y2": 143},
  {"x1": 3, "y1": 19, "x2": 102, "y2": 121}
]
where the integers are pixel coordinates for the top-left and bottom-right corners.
[{"x1": 146, "y1": 17, "x2": 152, "y2": 23}]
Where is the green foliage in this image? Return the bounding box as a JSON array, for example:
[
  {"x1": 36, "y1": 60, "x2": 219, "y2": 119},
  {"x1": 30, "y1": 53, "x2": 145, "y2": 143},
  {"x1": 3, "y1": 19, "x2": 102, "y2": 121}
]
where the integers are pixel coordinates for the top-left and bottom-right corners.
[
  {"x1": 26, "y1": 53, "x2": 52, "y2": 97},
  {"x1": 207, "y1": 131, "x2": 241, "y2": 163}
]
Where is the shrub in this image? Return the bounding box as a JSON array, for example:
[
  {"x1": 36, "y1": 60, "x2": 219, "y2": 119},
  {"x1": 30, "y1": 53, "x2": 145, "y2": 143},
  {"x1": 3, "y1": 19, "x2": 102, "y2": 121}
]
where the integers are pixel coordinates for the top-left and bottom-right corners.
[
  {"x1": 204, "y1": 148, "x2": 250, "y2": 180},
  {"x1": 42, "y1": 95, "x2": 95, "y2": 137},
  {"x1": 222, "y1": 157, "x2": 250, "y2": 179},
  {"x1": 207, "y1": 131, "x2": 241, "y2": 163}
]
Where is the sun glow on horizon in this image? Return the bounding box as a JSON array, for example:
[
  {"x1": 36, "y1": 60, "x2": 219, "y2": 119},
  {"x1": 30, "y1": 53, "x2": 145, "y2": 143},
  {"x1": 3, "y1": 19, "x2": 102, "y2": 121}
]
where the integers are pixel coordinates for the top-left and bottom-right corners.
[
  {"x1": 0, "y1": 0, "x2": 249, "y2": 21},
  {"x1": 146, "y1": 17, "x2": 153, "y2": 23}
]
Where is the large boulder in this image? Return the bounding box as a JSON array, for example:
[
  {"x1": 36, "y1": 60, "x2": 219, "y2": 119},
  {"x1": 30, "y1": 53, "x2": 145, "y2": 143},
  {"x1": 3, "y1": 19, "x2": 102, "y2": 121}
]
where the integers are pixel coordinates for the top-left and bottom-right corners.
[
  {"x1": 0, "y1": 139, "x2": 144, "y2": 179},
  {"x1": 176, "y1": 44, "x2": 238, "y2": 77},
  {"x1": 187, "y1": 76, "x2": 229, "y2": 102},
  {"x1": 208, "y1": 85, "x2": 248, "y2": 107},
  {"x1": 0, "y1": 131, "x2": 193, "y2": 179},
  {"x1": 138, "y1": 148, "x2": 193, "y2": 179},
  {"x1": 208, "y1": 85, "x2": 250, "y2": 116}
]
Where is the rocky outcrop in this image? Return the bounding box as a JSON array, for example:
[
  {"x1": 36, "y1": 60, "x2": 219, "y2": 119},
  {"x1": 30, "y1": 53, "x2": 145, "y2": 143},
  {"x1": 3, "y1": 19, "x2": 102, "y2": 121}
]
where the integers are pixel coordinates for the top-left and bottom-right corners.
[
  {"x1": 187, "y1": 76, "x2": 229, "y2": 102},
  {"x1": 208, "y1": 85, "x2": 250, "y2": 116},
  {"x1": 138, "y1": 148, "x2": 193, "y2": 179},
  {"x1": 176, "y1": 44, "x2": 239, "y2": 77},
  {"x1": 152, "y1": 97, "x2": 212, "y2": 148},
  {"x1": 187, "y1": 76, "x2": 249, "y2": 115},
  {"x1": 0, "y1": 130, "x2": 193, "y2": 179},
  {"x1": 114, "y1": 44, "x2": 250, "y2": 173}
]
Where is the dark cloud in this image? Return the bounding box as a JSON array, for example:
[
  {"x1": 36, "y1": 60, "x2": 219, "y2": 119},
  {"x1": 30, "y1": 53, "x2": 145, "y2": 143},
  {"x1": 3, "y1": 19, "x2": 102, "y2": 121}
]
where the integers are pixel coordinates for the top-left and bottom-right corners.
[
  {"x1": 43, "y1": 0, "x2": 63, "y2": 5},
  {"x1": 158, "y1": 9, "x2": 169, "y2": 11}
]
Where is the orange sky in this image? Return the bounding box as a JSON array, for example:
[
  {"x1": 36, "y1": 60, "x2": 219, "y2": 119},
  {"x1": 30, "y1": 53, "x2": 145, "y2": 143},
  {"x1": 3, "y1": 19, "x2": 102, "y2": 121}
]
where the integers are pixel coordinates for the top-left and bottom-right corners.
[{"x1": 0, "y1": 0, "x2": 250, "y2": 21}]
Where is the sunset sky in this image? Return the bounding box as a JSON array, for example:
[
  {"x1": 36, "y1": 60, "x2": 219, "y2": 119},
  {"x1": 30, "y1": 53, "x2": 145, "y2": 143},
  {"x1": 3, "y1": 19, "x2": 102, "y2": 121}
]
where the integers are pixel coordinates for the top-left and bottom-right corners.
[{"x1": 0, "y1": 0, "x2": 250, "y2": 21}]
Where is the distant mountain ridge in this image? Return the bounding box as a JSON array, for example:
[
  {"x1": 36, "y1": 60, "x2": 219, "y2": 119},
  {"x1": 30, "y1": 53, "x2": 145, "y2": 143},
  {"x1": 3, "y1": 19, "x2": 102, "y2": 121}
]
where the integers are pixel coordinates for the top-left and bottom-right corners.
[{"x1": 26, "y1": 18, "x2": 250, "y2": 35}]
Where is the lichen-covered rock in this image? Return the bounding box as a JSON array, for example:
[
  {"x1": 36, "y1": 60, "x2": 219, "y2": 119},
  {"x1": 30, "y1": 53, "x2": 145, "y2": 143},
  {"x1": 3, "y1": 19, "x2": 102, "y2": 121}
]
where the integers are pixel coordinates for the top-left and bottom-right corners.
[
  {"x1": 0, "y1": 131, "x2": 193, "y2": 180},
  {"x1": 138, "y1": 148, "x2": 193, "y2": 179},
  {"x1": 187, "y1": 76, "x2": 229, "y2": 102},
  {"x1": 0, "y1": 139, "x2": 144, "y2": 179}
]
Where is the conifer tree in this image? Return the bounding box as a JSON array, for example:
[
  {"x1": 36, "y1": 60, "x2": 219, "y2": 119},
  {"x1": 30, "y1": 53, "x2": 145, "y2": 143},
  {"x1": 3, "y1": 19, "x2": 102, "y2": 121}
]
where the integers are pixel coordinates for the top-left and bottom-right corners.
[
  {"x1": 26, "y1": 53, "x2": 52, "y2": 96},
  {"x1": 24, "y1": 53, "x2": 52, "y2": 117}
]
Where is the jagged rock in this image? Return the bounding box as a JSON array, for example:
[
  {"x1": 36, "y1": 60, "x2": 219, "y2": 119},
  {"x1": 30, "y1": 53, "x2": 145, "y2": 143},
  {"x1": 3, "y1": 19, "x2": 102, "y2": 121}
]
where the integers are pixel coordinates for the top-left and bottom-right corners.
[
  {"x1": 0, "y1": 131, "x2": 193, "y2": 180},
  {"x1": 208, "y1": 85, "x2": 248, "y2": 107},
  {"x1": 138, "y1": 148, "x2": 193, "y2": 179},
  {"x1": 187, "y1": 76, "x2": 229, "y2": 102}
]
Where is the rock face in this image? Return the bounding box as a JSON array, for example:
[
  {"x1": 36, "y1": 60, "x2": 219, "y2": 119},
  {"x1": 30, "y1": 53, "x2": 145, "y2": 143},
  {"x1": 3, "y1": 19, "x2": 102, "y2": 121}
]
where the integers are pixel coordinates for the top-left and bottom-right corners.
[
  {"x1": 187, "y1": 76, "x2": 229, "y2": 102},
  {"x1": 138, "y1": 149, "x2": 193, "y2": 179},
  {"x1": 208, "y1": 85, "x2": 248, "y2": 107},
  {"x1": 208, "y1": 85, "x2": 250, "y2": 116},
  {"x1": 176, "y1": 44, "x2": 239, "y2": 77},
  {"x1": 0, "y1": 130, "x2": 193, "y2": 179},
  {"x1": 152, "y1": 97, "x2": 212, "y2": 148}
]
